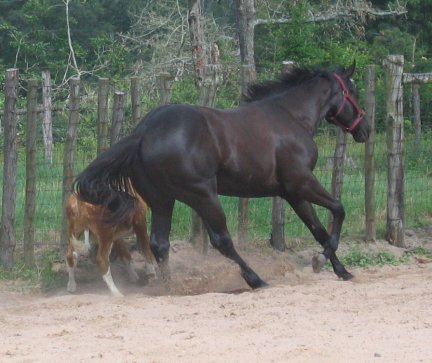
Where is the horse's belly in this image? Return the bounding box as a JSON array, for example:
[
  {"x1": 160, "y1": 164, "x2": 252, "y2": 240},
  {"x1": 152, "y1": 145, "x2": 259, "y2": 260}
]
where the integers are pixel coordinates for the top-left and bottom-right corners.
[{"x1": 217, "y1": 175, "x2": 279, "y2": 198}]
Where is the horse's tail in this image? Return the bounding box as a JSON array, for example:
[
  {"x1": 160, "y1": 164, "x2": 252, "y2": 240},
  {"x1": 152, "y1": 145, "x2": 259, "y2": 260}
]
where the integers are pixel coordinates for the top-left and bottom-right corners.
[{"x1": 73, "y1": 134, "x2": 141, "y2": 224}]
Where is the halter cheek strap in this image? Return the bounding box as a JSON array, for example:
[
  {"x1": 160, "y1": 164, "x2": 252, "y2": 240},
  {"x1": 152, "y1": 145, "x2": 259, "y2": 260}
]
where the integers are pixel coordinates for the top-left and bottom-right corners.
[{"x1": 328, "y1": 73, "x2": 365, "y2": 133}]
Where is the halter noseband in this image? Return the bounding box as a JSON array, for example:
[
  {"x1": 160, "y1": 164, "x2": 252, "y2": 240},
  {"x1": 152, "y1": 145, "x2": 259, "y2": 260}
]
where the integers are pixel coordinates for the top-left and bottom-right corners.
[{"x1": 327, "y1": 73, "x2": 365, "y2": 133}]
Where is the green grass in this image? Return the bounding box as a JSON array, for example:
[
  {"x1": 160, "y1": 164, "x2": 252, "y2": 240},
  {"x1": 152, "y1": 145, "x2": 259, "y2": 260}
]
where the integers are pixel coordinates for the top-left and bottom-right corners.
[
  {"x1": 1, "y1": 128, "x2": 431, "y2": 253},
  {"x1": 0, "y1": 249, "x2": 66, "y2": 291},
  {"x1": 339, "y1": 248, "x2": 409, "y2": 268}
]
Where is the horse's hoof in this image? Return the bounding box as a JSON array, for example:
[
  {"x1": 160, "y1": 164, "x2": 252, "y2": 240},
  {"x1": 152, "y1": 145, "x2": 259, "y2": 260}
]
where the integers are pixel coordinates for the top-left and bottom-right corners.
[
  {"x1": 339, "y1": 271, "x2": 354, "y2": 281},
  {"x1": 312, "y1": 254, "x2": 327, "y2": 273},
  {"x1": 67, "y1": 281, "x2": 77, "y2": 293},
  {"x1": 128, "y1": 269, "x2": 140, "y2": 283},
  {"x1": 241, "y1": 270, "x2": 267, "y2": 289}
]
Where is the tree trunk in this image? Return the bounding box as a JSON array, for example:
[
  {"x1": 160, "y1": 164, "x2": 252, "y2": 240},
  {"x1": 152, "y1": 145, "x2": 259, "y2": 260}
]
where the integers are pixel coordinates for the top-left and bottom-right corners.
[
  {"x1": 236, "y1": 0, "x2": 257, "y2": 245},
  {"x1": 97, "y1": 78, "x2": 110, "y2": 155},
  {"x1": 60, "y1": 78, "x2": 81, "y2": 252},
  {"x1": 130, "y1": 77, "x2": 142, "y2": 125},
  {"x1": 188, "y1": 0, "x2": 210, "y2": 253},
  {"x1": 42, "y1": 69, "x2": 53, "y2": 166},
  {"x1": 188, "y1": 0, "x2": 207, "y2": 86},
  {"x1": 111, "y1": 91, "x2": 125, "y2": 145}
]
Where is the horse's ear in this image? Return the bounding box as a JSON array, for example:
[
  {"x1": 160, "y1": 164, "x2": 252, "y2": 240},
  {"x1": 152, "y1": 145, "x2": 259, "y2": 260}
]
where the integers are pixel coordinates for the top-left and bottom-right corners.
[{"x1": 346, "y1": 60, "x2": 356, "y2": 78}]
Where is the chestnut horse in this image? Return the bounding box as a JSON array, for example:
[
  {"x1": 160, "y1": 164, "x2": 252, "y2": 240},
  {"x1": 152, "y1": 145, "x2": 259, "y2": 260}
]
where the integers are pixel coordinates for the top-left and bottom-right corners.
[
  {"x1": 74, "y1": 63, "x2": 370, "y2": 289},
  {"x1": 66, "y1": 190, "x2": 156, "y2": 296}
]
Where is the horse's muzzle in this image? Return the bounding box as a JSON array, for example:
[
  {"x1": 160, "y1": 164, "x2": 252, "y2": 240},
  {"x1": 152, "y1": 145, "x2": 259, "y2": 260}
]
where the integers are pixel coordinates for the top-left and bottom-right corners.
[{"x1": 352, "y1": 121, "x2": 371, "y2": 143}]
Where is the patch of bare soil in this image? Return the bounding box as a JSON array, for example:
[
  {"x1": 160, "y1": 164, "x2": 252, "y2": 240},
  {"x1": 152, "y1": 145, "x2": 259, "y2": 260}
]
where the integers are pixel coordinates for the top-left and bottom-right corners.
[{"x1": 1, "y1": 233, "x2": 432, "y2": 363}]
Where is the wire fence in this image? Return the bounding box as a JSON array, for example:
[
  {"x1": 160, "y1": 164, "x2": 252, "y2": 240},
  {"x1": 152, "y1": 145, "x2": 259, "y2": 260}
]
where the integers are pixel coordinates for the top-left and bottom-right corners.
[{"x1": 1, "y1": 61, "x2": 432, "y2": 263}]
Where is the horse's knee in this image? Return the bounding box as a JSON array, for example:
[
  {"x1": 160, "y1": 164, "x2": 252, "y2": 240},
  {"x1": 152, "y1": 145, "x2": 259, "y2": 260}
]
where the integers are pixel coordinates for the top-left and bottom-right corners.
[{"x1": 333, "y1": 203, "x2": 345, "y2": 220}]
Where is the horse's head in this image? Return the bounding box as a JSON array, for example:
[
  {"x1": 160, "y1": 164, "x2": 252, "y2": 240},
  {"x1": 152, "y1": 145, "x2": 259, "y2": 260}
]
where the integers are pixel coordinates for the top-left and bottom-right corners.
[{"x1": 325, "y1": 61, "x2": 370, "y2": 143}]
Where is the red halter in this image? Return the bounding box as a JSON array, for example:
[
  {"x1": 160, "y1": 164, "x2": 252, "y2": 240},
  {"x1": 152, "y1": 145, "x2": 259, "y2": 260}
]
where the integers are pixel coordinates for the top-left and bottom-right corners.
[{"x1": 328, "y1": 73, "x2": 365, "y2": 133}]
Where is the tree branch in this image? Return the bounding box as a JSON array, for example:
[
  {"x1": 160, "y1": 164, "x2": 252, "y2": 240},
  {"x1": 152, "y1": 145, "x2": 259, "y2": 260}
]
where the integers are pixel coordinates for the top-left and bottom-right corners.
[{"x1": 254, "y1": 1, "x2": 407, "y2": 27}]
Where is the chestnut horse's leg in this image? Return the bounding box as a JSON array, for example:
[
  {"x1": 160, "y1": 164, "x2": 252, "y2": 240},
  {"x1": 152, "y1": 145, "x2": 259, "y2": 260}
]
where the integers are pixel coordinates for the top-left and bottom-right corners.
[
  {"x1": 95, "y1": 231, "x2": 123, "y2": 297},
  {"x1": 66, "y1": 216, "x2": 83, "y2": 293},
  {"x1": 66, "y1": 238, "x2": 78, "y2": 293},
  {"x1": 288, "y1": 199, "x2": 353, "y2": 280}
]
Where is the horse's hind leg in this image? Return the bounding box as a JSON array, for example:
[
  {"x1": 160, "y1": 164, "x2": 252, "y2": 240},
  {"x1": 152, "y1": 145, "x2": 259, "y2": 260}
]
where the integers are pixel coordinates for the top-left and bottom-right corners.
[
  {"x1": 148, "y1": 199, "x2": 175, "y2": 281},
  {"x1": 66, "y1": 238, "x2": 78, "y2": 293},
  {"x1": 113, "y1": 239, "x2": 139, "y2": 283},
  {"x1": 66, "y1": 219, "x2": 82, "y2": 293},
  {"x1": 289, "y1": 199, "x2": 353, "y2": 280},
  {"x1": 187, "y1": 192, "x2": 267, "y2": 289},
  {"x1": 133, "y1": 214, "x2": 157, "y2": 277},
  {"x1": 95, "y1": 231, "x2": 123, "y2": 297}
]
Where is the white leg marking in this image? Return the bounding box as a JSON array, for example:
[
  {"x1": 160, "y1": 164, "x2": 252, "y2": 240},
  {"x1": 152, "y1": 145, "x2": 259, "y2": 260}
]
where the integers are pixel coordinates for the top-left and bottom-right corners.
[
  {"x1": 66, "y1": 251, "x2": 78, "y2": 293},
  {"x1": 84, "y1": 229, "x2": 91, "y2": 251},
  {"x1": 102, "y1": 266, "x2": 123, "y2": 297}
]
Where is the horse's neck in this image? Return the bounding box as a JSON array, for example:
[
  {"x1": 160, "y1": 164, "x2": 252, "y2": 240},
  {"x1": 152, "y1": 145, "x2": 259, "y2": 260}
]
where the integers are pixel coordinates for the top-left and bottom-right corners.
[{"x1": 274, "y1": 80, "x2": 333, "y2": 135}]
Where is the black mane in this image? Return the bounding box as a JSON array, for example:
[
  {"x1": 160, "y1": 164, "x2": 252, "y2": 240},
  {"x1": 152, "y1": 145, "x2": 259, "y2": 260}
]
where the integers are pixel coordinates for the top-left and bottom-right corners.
[{"x1": 242, "y1": 66, "x2": 341, "y2": 103}]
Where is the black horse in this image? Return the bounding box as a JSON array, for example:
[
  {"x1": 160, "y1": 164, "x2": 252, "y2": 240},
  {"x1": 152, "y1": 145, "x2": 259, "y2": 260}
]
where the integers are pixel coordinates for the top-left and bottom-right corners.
[{"x1": 75, "y1": 62, "x2": 370, "y2": 289}]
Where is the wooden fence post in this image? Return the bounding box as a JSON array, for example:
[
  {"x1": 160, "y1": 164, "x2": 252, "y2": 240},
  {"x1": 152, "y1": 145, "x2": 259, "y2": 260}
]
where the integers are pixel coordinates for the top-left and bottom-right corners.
[
  {"x1": 130, "y1": 77, "x2": 142, "y2": 125},
  {"x1": 271, "y1": 197, "x2": 285, "y2": 251},
  {"x1": 364, "y1": 65, "x2": 376, "y2": 242},
  {"x1": 402, "y1": 73, "x2": 432, "y2": 155},
  {"x1": 157, "y1": 72, "x2": 174, "y2": 104},
  {"x1": 111, "y1": 91, "x2": 125, "y2": 145},
  {"x1": 97, "y1": 78, "x2": 110, "y2": 155},
  {"x1": 412, "y1": 82, "x2": 421, "y2": 155},
  {"x1": 383, "y1": 55, "x2": 405, "y2": 247},
  {"x1": 24, "y1": 79, "x2": 38, "y2": 266},
  {"x1": 0, "y1": 68, "x2": 19, "y2": 268},
  {"x1": 41, "y1": 69, "x2": 53, "y2": 166},
  {"x1": 328, "y1": 129, "x2": 347, "y2": 231},
  {"x1": 60, "y1": 78, "x2": 81, "y2": 252}
]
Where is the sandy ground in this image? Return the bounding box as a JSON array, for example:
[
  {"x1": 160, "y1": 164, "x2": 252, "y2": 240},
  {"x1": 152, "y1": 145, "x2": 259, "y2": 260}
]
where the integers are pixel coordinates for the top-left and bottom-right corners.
[{"x1": 1, "y1": 238, "x2": 432, "y2": 363}]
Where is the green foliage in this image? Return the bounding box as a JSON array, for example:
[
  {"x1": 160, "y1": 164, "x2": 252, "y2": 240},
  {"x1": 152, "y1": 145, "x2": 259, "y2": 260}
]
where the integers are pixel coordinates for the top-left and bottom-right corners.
[
  {"x1": 340, "y1": 248, "x2": 408, "y2": 268},
  {"x1": 255, "y1": 2, "x2": 373, "y2": 74},
  {"x1": 37, "y1": 249, "x2": 66, "y2": 292},
  {"x1": 406, "y1": 247, "x2": 432, "y2": 259},
  {"x1": 0, "y1": 249, "x2": 65, "y2": 292},
  {"x1": 0, "y1": 0, "x2": 135, "y2": 83},
  {"x1": 370, "y1": 27, "x2": 416, "y2": 65}
]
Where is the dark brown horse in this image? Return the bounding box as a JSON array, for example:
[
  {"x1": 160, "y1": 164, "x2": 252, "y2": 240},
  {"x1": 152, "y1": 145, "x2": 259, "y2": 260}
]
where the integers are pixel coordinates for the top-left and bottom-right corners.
[{"x1": 75, "y1": 62, "x2": 370, "y2": 289}]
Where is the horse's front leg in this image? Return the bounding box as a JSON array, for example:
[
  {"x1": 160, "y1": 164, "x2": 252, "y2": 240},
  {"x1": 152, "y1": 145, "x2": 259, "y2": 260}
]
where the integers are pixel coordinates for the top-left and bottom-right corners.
[{"x1": 288, "y1": 199, "x2": 353, "y2": 280}]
